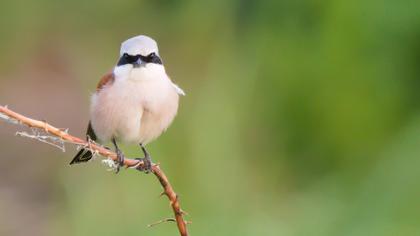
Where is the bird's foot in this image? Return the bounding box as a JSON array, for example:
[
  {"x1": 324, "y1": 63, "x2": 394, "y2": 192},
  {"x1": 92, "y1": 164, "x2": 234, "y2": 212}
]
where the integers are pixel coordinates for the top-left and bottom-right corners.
[
  {"x1": 115, "y1": 149, "x2": 125, "y2": 173},
  {"x1": 135, "y1": 155, "x2": 153, "y2": 174}
]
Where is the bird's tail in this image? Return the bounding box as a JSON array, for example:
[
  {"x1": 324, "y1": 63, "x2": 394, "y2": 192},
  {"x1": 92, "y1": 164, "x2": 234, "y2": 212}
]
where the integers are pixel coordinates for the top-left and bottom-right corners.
[{"x1": 69, "y1": 148, "x2": 93, "y2": 165}]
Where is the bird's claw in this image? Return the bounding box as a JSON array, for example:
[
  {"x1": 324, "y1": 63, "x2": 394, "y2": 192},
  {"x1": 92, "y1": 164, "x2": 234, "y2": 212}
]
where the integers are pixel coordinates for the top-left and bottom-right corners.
[{"x1": 135, "y1": 156, "x2": 152, "y2": 174}]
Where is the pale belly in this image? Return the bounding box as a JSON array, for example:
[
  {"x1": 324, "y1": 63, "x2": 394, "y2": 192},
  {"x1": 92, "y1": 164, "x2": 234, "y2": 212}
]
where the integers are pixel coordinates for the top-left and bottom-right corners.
[{"x1": 90, "y1": 74, "x2": 179, "y2": 144}]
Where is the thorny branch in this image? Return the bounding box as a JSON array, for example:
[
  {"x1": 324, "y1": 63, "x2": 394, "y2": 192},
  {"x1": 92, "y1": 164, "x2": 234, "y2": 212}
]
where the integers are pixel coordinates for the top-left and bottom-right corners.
[{"x1": 0, "y1": 105, "x2": 189, "y2": 236}]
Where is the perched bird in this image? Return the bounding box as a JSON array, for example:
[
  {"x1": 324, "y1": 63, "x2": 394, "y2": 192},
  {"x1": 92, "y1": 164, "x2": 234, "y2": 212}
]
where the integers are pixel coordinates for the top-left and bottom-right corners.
[{"x1": 70, "y1": 35, "x2": 185, "y2": 172}]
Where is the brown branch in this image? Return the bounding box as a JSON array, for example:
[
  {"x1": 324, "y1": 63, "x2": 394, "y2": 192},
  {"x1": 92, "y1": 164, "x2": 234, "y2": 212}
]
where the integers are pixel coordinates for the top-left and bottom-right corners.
[{"x1": 0, "y1": 105, "x2": 189, "y2": 236}]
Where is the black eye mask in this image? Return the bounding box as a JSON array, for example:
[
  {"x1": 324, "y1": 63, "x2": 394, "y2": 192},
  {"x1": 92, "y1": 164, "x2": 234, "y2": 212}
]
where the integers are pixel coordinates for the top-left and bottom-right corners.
[
  {"x1": 139, "y1": 52, "x2": 162, "y2": 64},
  {"x1": 117, "y1": 52, "x2": 162, "y2": 66}
]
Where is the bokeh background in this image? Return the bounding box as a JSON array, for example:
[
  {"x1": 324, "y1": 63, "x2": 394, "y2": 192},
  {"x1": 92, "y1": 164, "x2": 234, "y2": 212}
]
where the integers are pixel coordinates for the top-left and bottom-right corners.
[{"x1": 1, "y1": 1, "x2": 420, "y2": 235}]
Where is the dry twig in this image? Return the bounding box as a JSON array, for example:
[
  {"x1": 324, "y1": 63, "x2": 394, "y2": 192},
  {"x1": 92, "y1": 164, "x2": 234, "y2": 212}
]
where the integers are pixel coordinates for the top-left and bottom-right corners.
[{"x1": 0, "y1": 105, "x2": 189, "y2": 236}]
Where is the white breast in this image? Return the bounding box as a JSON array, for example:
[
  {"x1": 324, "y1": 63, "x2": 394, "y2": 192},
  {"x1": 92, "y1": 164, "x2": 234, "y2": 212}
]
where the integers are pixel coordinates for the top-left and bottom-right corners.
[{"x1": 90, "y1": 64, "x2": 180, "y2": 144}]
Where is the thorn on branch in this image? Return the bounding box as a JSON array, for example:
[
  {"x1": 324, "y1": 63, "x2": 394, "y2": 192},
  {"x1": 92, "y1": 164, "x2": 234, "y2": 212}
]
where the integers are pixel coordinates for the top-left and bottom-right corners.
[
  {"x1": 41, "y1": 119, "x2": 49, "y2": 132},
  {"x1": 58, "y1": 128, "x2": 69, "y2": 132},
  {"x1": 147, "y1": 218, "x2": 176, "y2": 227},
  {"x1": 169, "y1": 194, "x2": 179, "y2": 206},
  {"x1": 180, "y1": 210, "x2": 189, "y2": 216}
]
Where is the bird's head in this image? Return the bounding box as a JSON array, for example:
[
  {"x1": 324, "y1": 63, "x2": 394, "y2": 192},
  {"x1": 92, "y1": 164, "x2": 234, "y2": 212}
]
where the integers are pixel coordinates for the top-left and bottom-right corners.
[{"x1": 117, "y1": 35, "x2": 163, "y2": 68}]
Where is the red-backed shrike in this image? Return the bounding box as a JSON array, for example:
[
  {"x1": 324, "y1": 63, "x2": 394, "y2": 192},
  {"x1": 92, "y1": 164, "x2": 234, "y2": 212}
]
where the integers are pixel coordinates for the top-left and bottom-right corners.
[{"x1": 70, "y1": 35, "x2": 185, "y2": 173}]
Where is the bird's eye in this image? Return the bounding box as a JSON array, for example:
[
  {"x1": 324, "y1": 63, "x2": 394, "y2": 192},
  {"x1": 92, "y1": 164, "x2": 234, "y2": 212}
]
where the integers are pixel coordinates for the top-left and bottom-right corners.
[{"x1": 145, "y1": 52, "x2": 162, "y2": 65}]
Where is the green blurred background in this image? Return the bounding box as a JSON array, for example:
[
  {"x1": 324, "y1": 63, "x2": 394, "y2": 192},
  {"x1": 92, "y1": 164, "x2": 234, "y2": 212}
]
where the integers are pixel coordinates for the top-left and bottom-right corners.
[{"x1": 0, "y1": 1, "x2": 420, "y2": 235}]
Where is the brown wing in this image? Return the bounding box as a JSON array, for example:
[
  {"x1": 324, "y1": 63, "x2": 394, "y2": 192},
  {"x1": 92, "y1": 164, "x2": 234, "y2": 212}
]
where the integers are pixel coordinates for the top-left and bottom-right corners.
[
  {"x1": 70, "y1": 73, "x2": 113, "y2": 165},
  {"x1": 96, "y1": 72, "x2": 115, "y2": 92}
]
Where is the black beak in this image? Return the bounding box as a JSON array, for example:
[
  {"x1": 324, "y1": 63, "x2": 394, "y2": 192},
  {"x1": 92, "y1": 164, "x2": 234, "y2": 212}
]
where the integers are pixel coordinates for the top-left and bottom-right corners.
[{"x1": 133, "y1": 57, "x2": 143, "y2": 67}]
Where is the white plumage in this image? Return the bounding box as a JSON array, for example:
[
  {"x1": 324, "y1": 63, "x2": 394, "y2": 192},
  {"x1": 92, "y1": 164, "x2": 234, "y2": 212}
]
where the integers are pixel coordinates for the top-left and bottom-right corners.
[{"x1": 91, "y1": 35, "x2": 184, "y2": 145}]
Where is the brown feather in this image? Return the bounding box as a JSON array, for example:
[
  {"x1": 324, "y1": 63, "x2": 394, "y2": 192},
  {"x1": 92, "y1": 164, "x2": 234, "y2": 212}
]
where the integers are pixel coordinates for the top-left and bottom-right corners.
[
  {"x1": 71, "y1": 72, "x2": 112, "y2": 165},
  {"x1": 96, "y1": 72, "x2": 115, "y2": 92}
]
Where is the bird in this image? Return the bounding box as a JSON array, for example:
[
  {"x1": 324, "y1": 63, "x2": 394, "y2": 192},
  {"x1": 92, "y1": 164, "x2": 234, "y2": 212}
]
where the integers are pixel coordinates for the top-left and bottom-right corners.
[{"x1": 70, "y1": 35, "x2": 185, "y2": 173}]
